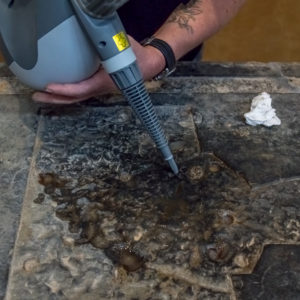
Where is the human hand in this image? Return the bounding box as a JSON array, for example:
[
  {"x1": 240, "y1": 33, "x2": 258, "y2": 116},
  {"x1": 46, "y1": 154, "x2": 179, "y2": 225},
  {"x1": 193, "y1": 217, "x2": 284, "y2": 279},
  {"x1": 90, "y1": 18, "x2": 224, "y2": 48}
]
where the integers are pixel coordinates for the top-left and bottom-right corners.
[{"x1": 32, "y1": 36, "x2": 165, "y2": 105}]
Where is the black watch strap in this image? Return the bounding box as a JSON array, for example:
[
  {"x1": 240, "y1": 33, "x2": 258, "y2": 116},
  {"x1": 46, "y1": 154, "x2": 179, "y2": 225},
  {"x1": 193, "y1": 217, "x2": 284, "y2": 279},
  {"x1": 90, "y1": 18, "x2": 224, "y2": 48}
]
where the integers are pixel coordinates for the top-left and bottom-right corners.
[{"x1": 142, "y1": 37, "x2": 176, "y2": 80}]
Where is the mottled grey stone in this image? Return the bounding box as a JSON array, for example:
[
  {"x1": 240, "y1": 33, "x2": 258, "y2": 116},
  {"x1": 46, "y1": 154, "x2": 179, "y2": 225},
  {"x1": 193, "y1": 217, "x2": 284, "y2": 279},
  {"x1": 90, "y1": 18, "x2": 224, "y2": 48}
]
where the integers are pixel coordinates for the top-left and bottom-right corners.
[
  {"x1": 160, "y1": 77, "x2": 300, "y2": 94},
  {"x1": 6, "y1": 102, "x2": 300, "y2": 299},
  {"x1": 174, "y1": 62, "x2": 282, "y2": 78},
  {"x1": 0, "y1": 63, "x2": 13, "y2": 77},
  {"x1": 232, "y1": 245, "x2": 300, "y2": 300},
  {"x1": 195, "y1": 93, "x2": 300, "y2": 185},
  {"x1": 5, "y1": 105, "x2": 235, "y2": 299},
  {"x1": 0, "y1": 96, "x2": 38, "y2": 299},
  {"x1": 280, "y1": 63, "x2": 300, "y2": 77},
  {"x1": 2, "y1": 62, "x2": 300, "y2": 299}
]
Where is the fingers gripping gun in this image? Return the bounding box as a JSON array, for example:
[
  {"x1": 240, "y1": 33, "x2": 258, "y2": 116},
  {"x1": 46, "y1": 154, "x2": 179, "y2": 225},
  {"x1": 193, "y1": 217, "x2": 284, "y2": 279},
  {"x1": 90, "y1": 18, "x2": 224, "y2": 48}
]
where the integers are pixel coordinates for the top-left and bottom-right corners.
[{"x1": 0, "y1": 0, "x2": 179, "y2": 174}]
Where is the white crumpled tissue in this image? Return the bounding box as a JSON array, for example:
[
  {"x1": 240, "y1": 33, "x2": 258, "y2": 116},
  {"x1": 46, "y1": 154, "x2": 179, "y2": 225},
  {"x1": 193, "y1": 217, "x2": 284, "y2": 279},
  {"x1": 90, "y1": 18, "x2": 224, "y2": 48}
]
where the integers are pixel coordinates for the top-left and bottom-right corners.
[{"x1": 244, "y1": 92, "x2": 281, "y2": 127}]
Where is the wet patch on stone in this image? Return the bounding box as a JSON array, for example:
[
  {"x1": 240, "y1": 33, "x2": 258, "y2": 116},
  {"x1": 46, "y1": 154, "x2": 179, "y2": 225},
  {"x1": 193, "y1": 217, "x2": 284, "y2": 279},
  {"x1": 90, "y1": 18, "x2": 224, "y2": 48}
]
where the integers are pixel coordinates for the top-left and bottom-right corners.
[{"x1": 37, "y1": 152, "x2": 249, "y2": 275}]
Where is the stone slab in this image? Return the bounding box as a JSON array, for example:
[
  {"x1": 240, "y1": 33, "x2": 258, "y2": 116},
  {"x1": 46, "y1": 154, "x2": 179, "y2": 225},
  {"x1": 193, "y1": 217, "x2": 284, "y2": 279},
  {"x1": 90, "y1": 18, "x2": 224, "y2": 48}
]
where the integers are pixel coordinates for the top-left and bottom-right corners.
[
  {"x1": 1, "y1": 62, "x2": 300, "y2": 96},
  {"x1": 173, "y1": 62, "x2": 283, "y2": 78},
  {"x1": 0, "y1": 96, "x2": 38, "y2": 299},
  {"x1": 5, "y1": 99, "x2": 300, "y2": 299},
  {"x1": 195, "y1": 93, "x2": 300, "y2": 185},
  {"x1": 1, "y1": 61, "x2": 300, "y2": 299}
]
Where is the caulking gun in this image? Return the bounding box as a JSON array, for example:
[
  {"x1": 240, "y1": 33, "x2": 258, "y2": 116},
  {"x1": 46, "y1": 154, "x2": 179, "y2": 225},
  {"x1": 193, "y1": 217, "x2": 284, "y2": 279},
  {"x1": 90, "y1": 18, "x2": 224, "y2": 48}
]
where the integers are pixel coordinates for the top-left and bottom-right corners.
[{"x1": 0, "y1": 0, "x2": 178, "y2": 174}]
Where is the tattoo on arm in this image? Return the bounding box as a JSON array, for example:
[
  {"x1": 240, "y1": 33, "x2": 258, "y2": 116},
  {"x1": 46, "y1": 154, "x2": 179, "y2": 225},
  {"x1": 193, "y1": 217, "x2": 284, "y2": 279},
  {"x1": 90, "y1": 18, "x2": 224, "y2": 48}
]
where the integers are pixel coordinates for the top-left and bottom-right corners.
[{"x1": 167, "y1": 0, "x2": 203, "y2": 34}]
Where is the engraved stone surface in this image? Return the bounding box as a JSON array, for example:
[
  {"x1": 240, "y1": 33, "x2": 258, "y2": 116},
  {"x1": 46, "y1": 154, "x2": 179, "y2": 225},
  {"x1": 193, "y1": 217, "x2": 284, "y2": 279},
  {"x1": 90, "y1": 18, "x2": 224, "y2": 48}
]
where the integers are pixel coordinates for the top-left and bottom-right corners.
[
  {"x1": 1, "y1": 62, "x2": 300, "y2": 299},
  {"x1": 5, "y1": 101, "x2": 300, "y2": 299},
  {"x1": 7, "y1": 106, "x2": 237, "y2": 299}
]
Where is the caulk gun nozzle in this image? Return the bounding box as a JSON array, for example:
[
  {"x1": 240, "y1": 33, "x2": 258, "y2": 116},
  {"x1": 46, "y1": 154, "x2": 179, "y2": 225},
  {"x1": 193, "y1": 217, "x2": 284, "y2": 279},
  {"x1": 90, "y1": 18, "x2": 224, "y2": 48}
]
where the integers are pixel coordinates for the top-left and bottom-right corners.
[
  {"x1": 168, "y1": 157, "x2": 179, "y2": 175},
  {"x1": 159, "y1": 145, "x2": 179, "y2": 175}
]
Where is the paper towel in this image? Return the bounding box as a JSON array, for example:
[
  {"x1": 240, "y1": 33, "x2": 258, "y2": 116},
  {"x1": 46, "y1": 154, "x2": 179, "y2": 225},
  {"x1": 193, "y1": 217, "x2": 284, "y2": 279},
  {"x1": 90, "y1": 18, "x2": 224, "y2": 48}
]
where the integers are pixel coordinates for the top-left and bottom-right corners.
[{"x1": 244, "y1": 92, "x2": 281, "y2": 127}]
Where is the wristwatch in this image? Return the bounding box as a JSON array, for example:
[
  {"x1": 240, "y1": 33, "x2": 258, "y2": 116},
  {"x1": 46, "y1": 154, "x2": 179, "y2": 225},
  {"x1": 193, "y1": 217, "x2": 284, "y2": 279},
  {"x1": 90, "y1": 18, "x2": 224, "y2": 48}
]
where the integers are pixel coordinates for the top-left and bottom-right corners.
[{"x1": 141, "y1": 37, "x2": 176, "y2": 81}]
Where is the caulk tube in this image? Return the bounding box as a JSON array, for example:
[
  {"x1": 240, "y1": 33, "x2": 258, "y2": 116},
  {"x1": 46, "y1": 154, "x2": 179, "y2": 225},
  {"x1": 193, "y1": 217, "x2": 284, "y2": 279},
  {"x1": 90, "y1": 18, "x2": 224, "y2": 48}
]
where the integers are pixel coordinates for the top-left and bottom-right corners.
[{"x1": 70, "y1": 1, "x2": 178, "y2": 174}]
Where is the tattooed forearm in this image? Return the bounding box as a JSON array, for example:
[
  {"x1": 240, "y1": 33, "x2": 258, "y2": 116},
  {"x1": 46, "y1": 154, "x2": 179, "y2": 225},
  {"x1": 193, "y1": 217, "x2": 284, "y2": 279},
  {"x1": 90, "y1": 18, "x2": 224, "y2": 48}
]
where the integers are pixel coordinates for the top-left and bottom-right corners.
[{"x1": 167, "y1": 0, "x2": 203, "y2": 34}]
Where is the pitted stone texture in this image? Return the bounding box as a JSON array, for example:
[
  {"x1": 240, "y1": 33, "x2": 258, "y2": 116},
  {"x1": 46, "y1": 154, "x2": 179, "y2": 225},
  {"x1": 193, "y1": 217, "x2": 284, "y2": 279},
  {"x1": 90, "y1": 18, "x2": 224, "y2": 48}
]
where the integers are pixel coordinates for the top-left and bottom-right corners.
[
  {"x1": 280, "y1": 63, "x2": 300, "y2": 77},
  {"x1": 174, "y1": 62, "x2": 283, "y2": 77},
  {"x1": 6, "y1": 106, "x2": 234, "y2": 299},
  {"x1": 6, "y1": 102, "x2": 300, "y2": 299},
  {"x1": 196, "y1": 93, "x2": 300, "y2": 185},
  {"x1": 0, "y1": 96, "x2": 38, "y2": 299},
  {"x1": 0, "y1": 64, "x2": 13, "y2": 77},
  {"x1": 232, "y1": 245, "x2": 300, "y2": 300},
  {"x1": 161, "y1": 77, "x2": 300, "y2": 94},
  {"x1": 0, "y1": 64, "x2": 32, "y2": 95},
  {"x1": 2, "y1": 61, "x2": 300, "y2": 299}
]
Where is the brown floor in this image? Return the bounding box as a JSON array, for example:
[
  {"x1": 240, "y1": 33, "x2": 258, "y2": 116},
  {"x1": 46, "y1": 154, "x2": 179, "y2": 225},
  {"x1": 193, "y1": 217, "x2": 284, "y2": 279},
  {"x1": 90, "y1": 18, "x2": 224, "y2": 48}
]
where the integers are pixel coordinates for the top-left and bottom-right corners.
[{"x1": 203, "y1": 0, "x2": 300, "y2": 62}]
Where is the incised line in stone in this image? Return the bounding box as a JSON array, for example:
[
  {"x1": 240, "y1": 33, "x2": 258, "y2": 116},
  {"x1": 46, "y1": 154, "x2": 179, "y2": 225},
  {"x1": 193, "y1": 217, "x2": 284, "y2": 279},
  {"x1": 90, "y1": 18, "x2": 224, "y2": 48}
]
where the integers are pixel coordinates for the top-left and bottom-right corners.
[{"x1": 210, "y1": 152, "x2": 252, "y2": 190}]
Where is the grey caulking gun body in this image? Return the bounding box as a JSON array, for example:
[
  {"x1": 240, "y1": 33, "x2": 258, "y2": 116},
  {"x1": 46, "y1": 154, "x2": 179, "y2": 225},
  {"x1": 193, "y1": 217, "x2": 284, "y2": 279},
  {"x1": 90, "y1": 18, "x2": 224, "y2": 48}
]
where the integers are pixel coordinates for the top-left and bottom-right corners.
[{"x1": 0, "y1": 0, "x2": 179, "y2": 174}]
